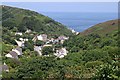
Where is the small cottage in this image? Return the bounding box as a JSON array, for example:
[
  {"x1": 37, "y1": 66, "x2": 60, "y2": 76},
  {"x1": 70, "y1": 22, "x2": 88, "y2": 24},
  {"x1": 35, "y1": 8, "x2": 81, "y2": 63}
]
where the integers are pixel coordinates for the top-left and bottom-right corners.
[
  {"x1": 32, "y1": 34, "x2": 47, "y2": 42},
  {"x1": 54, "y1": 48, "x2": 68, "y2": 58},
  {"x1": 34, "y1": 46, "x2": 42, "y2": 56},
  {"x1": 2, "y1": 63, "x2": 9, "y2": 72},
  {"x1": 15, "y1": 39, "x2": 24, "y2": 47},
  {"x1": 5, "y1": 51, "x2": 18, "y2": 59}
]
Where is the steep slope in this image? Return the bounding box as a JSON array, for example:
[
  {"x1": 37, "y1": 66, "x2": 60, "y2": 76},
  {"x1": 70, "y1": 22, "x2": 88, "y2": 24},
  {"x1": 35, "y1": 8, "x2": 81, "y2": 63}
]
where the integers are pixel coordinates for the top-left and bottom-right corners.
[
  {"x1": 80, "y1": 19, "x2": 119, "y2": 36},
  {"x1": 1, "y1": 5, "x2": 72, "y2": 36}
]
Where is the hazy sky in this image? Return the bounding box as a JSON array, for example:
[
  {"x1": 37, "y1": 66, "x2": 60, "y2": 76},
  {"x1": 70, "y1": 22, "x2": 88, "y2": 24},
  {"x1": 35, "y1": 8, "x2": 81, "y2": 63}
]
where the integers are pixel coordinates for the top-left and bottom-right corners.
[{"x1": 2, "y1": 2, "x2": 118, "y2": 13}]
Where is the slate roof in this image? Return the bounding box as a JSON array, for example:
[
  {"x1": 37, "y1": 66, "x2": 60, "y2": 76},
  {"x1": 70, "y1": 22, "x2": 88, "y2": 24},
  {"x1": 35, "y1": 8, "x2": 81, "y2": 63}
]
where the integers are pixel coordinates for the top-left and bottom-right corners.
[{"x1": 9, "y1": 51, "x2": 18, "y2": 59}]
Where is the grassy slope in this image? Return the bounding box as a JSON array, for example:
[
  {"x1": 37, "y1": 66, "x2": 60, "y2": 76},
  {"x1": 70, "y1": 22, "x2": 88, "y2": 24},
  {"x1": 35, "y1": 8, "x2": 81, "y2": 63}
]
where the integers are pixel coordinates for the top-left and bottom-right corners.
[
  {"x1": 80, "y1": 19, "x2": 119, "y2": 36},
  {"x1": 1, "y1": 5, "x2": 72, "y2": 37}
]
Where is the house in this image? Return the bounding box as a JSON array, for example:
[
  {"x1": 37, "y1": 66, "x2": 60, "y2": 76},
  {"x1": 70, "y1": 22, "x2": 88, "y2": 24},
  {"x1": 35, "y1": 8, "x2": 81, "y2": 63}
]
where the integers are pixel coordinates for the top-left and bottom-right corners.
[
  {"x1": 58, "y1": 36, "x2": 69, "y2": 44},
  {"x1": 15, "y1": 32, "x2": 22, "y2": 36},
  {"x1": 24, "y1": 39, "x2": 28, "y2": 42},
  {"x1": 71, "y1": 29, "x2": 79, "y2": 35},
  {"x1": 58, "y1": 36, "x2": 69, "y2": 40},
  {"x1": 15, "y1": 39, "x2": 24, "y2": 47},
  {"x1": 54, "y1": 48, "x2": 68, "y2": 58},
  {"x1": 2, "y1": 63, "x2": 9, "y2": 72},
  {"x1": 34, "y1": 46, "x2": 42, "y2": 56},
  {"x1": 37, "y1": 34, "x2": 47, "y2": 41},
  {"x1": 19, "y1": 38, "x2": 24, "y2": 41},
  {"x1": 5, "y1": 51, "x2": 18, "y2": 59},
  {"x1": 71, "y1": 29, "x2": 76, "y2": 33},
  {"x1": 76, "y1": 32, "x2": 79, "y2": 35},
  {"x1": 25, "y1": 29, "x2": 31, "y2": 33},
  {"x1": 19, "y1": 38, "x2": 28, "y2": 42},
  {"x1": 5, "y1": 47, "x2": 22, "y2": 59},
  {"x1": 32, "y1": 34, "x2": 47, "y2": 42},
  {"x1": 12, "y1": 47, "x2": 22, "y2": 55}
]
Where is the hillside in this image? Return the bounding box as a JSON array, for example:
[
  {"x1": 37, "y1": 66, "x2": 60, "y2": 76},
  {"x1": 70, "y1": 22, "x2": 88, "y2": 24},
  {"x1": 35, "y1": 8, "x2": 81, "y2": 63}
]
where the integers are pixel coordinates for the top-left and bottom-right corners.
[
  {"x1": 1, "y1": 5, "x2": 120, "y2": 79},
  {"x1": 80, "y1": 19, "x2": 119, "y2": 36},
  {"x1": 1, "y1": 5, "x2": 72, "y2": 36}
]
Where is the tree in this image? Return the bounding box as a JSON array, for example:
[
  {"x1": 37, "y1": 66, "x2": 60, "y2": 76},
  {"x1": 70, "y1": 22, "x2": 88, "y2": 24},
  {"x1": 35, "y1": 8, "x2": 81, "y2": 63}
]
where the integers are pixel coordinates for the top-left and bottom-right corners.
[
  {"x1": 24, "y1": 40, "x2": 34, "y2": 51},
  {"x1": 35, "y1": 40, "x2": 44, "y2": 46},
  {"x1": 42, "y1": 46, "x2": 53, "y2": 55}
]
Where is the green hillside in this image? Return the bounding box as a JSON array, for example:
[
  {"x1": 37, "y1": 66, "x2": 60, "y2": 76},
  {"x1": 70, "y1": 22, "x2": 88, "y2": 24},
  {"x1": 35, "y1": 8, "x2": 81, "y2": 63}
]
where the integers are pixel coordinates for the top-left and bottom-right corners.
[
  {"x1": 1, "y1": 5, "x2": 120, "y2": 79},
  {"x1": 80, "y1": 19, "x2": 119, "y2": 36},
  {"x1": 1, "y1": 5, "x2": 72, "y2": 36}
]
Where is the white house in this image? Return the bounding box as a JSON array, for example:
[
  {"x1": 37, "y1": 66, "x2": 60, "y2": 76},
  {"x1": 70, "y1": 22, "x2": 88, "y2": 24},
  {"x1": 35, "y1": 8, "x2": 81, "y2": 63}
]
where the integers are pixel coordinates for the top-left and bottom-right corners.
[
  {"x1": 34, "y1": 46, "x2": 42, "y2": 56},
  {"x1": 15, "y1": 32, "x2": 22, "y2": 36},
  {"x1": 15, "y1": 39, "x2": 24, "y2": 47},
  {"x1": 19, "y1": 38, "x2": 24, "y2": 41},
  {"x1": 54, "y1": 48, "x2": 68, "y2": 58},
  {"x1": 37, "y1": 34, "x2": 47, "y2": 41},
  {"x1": 58, "y1": 36, "x2": 69, "y2": 44},
  {"x1": 71, "y1": 29, "x2": 79, "y2": 35},
  {"x1": 32, "y1": 34, "x2": 47, "y2": 42},
  {"x1": 25, "y1": 29, "x2": 31, "y2": 33},
  {"x1": 19, "y1": 38, "x2": 28, "y2": 42}
]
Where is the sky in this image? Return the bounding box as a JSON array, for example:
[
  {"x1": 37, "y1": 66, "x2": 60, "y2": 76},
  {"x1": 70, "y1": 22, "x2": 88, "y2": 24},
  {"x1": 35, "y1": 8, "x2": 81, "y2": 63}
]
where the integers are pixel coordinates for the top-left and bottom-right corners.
[
  {"x1": 0, "y1": 0, "x2": 119, "y2": 2},
  {"x1": 2, "y1": 2, "x2": 118, "y2": 13}
]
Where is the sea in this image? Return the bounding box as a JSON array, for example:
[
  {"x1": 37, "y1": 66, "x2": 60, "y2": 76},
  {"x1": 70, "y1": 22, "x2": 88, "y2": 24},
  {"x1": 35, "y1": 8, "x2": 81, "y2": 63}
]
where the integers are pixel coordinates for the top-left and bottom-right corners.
[{"x1": 41, "y1": 12, "x2": 118, "y2": 32}]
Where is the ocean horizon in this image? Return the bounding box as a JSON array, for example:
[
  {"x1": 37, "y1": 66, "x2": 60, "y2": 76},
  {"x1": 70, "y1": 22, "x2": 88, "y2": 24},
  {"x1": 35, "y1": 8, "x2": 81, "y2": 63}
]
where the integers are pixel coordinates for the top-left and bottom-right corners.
[{"x1": 41, "y1": 12, "x2": 118, "y2": 32}]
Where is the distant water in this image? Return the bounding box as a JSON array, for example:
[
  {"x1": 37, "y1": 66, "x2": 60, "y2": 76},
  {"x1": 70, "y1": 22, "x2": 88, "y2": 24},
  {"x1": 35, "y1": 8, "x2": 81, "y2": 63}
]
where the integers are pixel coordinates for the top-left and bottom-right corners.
[{"x1": 41, "y1": 12, "x2": 118, "y2": 32}]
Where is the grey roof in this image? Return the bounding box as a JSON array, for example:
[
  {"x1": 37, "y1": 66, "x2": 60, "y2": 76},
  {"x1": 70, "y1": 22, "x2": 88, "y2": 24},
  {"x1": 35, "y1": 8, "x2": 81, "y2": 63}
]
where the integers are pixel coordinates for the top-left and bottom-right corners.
[
  {"x1": 58, "y1": 36, "x2": 67, "y2": 40},
  {"x1": 9, "y1": 51, "x2": 18, "y2": 59},
  {"x1": 15, "y1": 47, "x2": 22, "y2": 55},
  {"x1": 2, "y1": 64, "x2": 9, "y2": 72}
]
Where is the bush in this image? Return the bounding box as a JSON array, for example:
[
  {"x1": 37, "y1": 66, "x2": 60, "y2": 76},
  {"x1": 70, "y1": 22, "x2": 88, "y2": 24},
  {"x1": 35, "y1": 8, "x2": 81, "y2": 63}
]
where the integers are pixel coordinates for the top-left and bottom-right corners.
[{"x1": 42, "y1": 46, "x2": 53, "y2": 55}]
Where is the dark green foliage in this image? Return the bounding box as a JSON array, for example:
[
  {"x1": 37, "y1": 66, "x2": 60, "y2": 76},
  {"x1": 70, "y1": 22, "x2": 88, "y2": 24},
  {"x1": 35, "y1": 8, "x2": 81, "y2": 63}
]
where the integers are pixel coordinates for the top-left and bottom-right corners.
[
  {"x1": 24, "y1": 40, "x2": 34, "y2": 51},
  {"x1": 42, "y1": 46, "x2": 53, "y2": 55},
  {"x1": 35, "y1": 40, "x2": 44, "y2": 46}
]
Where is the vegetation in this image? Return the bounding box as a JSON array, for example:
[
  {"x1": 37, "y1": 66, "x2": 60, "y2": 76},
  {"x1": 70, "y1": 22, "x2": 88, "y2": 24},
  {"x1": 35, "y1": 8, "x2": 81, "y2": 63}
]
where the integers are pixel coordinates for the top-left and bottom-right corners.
[
  {"x1": 1, "y1": 5, "x2": 120, "y2": 80},
  {"x1": 1, "y1": 5, "x2": 73, "y2": 37}
]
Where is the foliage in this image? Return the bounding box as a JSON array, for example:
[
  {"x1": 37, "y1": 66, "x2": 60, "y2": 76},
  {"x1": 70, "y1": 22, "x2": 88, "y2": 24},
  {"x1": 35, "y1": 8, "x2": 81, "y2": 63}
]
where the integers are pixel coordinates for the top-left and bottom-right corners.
[{"x1": 42, "y1": 46, "x2": 53, "y2": 55}]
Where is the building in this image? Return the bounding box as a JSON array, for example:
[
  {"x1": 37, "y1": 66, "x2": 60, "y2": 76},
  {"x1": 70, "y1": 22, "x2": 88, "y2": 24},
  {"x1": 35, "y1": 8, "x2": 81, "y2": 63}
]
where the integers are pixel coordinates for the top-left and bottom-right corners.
[
  {"x1": 5, "y1": 51, "x2": 18, "y2": 59},
  {"x1": 54, "y1": 48, "x2": 68, "y2": 58},
  {"x1": 15, "y1": 32, "x2": 22, "y2": 36},
  {"x1": 15, "y1": 39, "x2": 24, "y2": 47},
  {"x1": 34, "y1": 46, "x2": 42, "y2": 56},
  {"x1": 32, "y1": 34, "x2": 47, "y2": 42},
  {"x1": 12, "y1": 47, "x2": 22, "y2": 55},
  {"x1": 58, "y1": 36, "x2": 69, "y2": 44},
  {"x1": 5, "y1": 47, "x2": 22, "y2": 59},
  {"x1": 25, "y1": 29, "x2": 32, "y2": 33},
  {"x1": 2, "y1": 63, "x2": 9, "y2": 72},
  {"x1": 37, "y1": 34, "x2": 47, "y2": 41}
]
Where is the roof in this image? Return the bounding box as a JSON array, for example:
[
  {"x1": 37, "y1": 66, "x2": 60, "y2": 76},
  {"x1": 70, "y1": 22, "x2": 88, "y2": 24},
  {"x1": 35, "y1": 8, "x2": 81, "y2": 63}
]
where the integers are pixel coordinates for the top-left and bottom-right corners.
[
  {"x1": 58, "y1": 36, "x2": 68, "y2": 40},
  {"x1": 12, "y1": 47, "x2": 22, "y2": 55},
  {"x1": 2, "y1": 63, "x2": 9, "y2": 72},
  {"x1": 9, "y1": 51, "x2": 18, "y2": 59},
  {"x1": 15, "y1": 47, "x2": 22, "y2": 54}
]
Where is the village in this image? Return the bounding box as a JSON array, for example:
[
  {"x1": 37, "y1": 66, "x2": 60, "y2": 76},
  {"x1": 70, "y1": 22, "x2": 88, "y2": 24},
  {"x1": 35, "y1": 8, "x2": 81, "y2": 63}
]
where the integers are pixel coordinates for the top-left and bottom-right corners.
[{"x1": 2, "y1": 29, "x2": 79, "y2": 72}]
